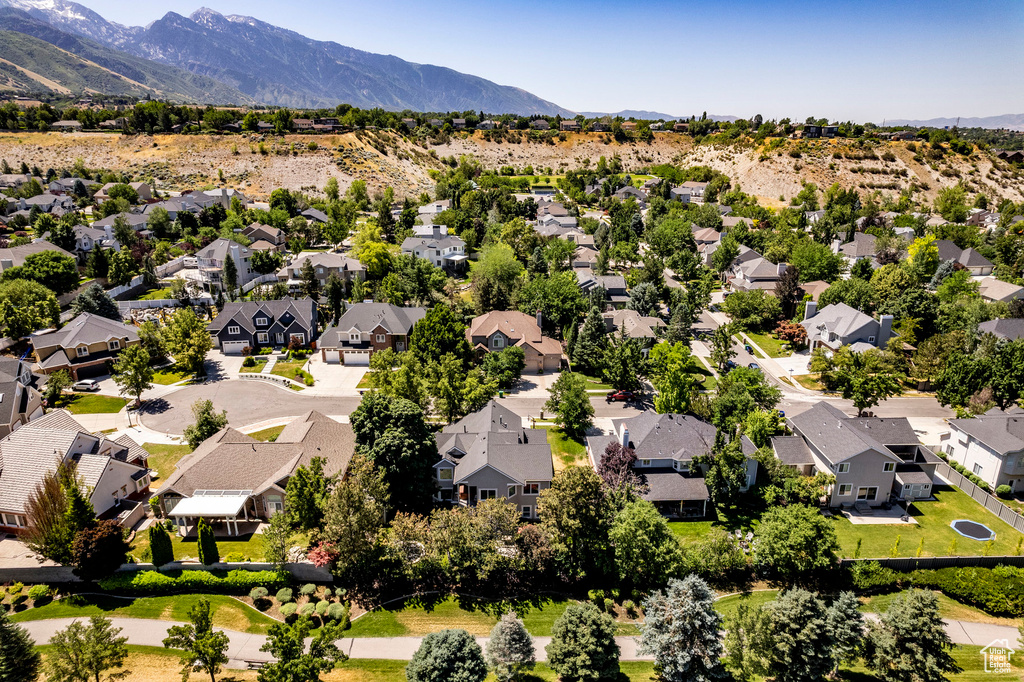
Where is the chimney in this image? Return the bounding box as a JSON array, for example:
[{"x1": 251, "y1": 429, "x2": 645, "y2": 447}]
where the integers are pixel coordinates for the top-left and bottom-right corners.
[
  {"x1": 878, "y1": 315, "x2": 894, "y2": 347},
  {"x1": 831, "y1": 238, "x2": 841, "y2": 254},
  {"x1": 778, "y1": 262, "x2": 789, "y2": 276},
  {"x1": 432, "y1": 225, "x2": 442, "y2": 239},
  {"x1": 536, "y1": 309, "x2": 543, "y2": 330},
  {"x1": 620, "y1": 425, "x2": 630, "y2": 449},
  {"x1": 804, "y1": 301, "x2": 818, "y2": 321}
]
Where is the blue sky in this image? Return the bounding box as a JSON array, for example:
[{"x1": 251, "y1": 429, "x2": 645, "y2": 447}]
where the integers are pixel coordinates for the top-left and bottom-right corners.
[{"x1": 83, "y1": 0, "x2": 1024, "y2": 121}]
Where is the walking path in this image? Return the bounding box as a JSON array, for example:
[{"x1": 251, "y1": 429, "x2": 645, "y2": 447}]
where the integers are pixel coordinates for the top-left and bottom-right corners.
[{"x1": 16, "y1": 615, "x2": 1016, "y2": 666}]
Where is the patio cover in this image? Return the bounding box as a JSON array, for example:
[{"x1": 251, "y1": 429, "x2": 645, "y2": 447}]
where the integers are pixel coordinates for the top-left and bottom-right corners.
[{"x1": 168, "y1": 491, "x2": 250, "y2": 518}]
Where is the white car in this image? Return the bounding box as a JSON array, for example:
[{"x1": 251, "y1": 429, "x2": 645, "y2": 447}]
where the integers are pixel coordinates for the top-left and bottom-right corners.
[{"x1": 72, "y1": 379, "x2": 100, "y2": 392}]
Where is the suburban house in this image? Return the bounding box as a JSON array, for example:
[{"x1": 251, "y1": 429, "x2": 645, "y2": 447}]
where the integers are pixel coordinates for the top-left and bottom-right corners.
[
  {"x1": 799, "y1": 280, "x2": 831, "y2": 302},
  {"x1": 670, "y1": 181, "x2": 708, "y2": 204},
  {"x1": 940, "y1": 407, "x2": 1024, "y2": 493},
  {"x1": 207, "y1": 298, "x2": 318, "y2": 353},
  {"x1": 602, "y1": 309, "x2": 666, "y2": 342},
  {"x1": 613, "y1": 186, "x2": 647, "y2": 204},
  {"x1": 276, "y1": 252, "x2": 366, "y2": 296},
  {"x1": 692, "y1": 227, "x2": 721, "y2": 249},
  {"x1": 204, "y1": 188, "x2": 250, "y2": 209},
  {"x1": 789, "y1": 402, "x2": 939, "y2": 507},
  {"x1": 143, "y1": 194, "x2": 217, "y2": 220},
  {"x1": 0, "y1": 356, "x2": 43, "y2": 438},
  {"x1": 573, "y1": 246, "x2": 600, "y2": 270},
  {"x1": 92, "y1": 212, "x2": 149, "y2": 236},
  {"x1": 801, "y1": 302, "x2": 895, "y2": 352},
  {"x1": 31, "y1": 313, "x2": 140, "y2": 379},
  {"x1": 559, "y1": 120, "x2": 581, "y2": 132},
  {"x1": 434, "y1": 401, "x2": 552, "y2": 517},
  {"x1": 728, "y1": 256, "x2": 790, "y2": 292},
  {"x1": 242, "y1": 223, "x2": 286, "y2": 251},
  {"x1": 0, "y1": 241, "x2": 77, "y2": 273},
  {"x1": 978, "y1": 318, "x2": 1024, "y2": 342},
  {"x1": 73, "y1": 225, "x2": 116, "y2": 260},
  {"x1": 587, "y1": 413, "x2": 757, "y2": 518},
  {"x1": 400, "y1": 229, "x2": 467, "y2": 271},
  {"x1": 467, "y1": 311, "x2": 563, "y2": 373},
  {"x1": 301, "y1": 208, "x2": 328, "y2": 224},
  {"x1": 318, "y1": 303, "x2": 426, "y2": 365},
  {"x1": 978, "y1": 277, "x2": 1024, "y2": 303},
  {"x1": 94, "y1": 182, "x2": 152, "y2": 203},
  {"x1": 194, "y1": 239, "x2": 257, "y2": 293},
  {"x1": 838, "y1": 232, "x2": 879, "y2": 268},
  {"x1": 158, "y1": 411, "x2": 354, "y2": 534},
  {"x1": 575, "y1": 272, "x2": 630, "y2": 307},
  {"x1": 934, "y1": 240, "x2": 994, "y2": 276},
  {"x1": 0, "y1": 410, "x2": 150, "y2": 534}
]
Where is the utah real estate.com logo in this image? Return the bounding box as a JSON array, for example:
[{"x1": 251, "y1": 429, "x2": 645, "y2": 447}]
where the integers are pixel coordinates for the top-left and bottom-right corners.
[{"x1": 981, "y1": 639, "x2": 1014, "y2": 674}]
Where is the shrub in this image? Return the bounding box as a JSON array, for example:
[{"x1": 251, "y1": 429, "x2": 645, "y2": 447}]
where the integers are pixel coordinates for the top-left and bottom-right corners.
[
  {"x1": 996, "y1": 485, "x2": 1013, "y2": 499},
  {"x1": 98, "y1": 569, "x2": 287, "y2": 595},
  {"x1": 603, "y1": 598, "x2": 615, "y2": 613},
  {"x1": 299, "y1": 583, "x2": 317, "y2": 597},
  {"x1": 242, "y1": 356, "x2": 255, "y2": 367},
  {"x1": 299, "y1": 602, "x2": 315, "y2": 616},
  {"x1": 280, "y1": 603, "x2": 297, "y2": 618},
  {"x1": 588, "y1": 589, "x2": 604, "y2": 607},
  {"x1": 304, "y1": 376, "x2": 314, "y2": 386},
  {"x1": 250, "y1": 587, "x2": 269, "y2": 600},
  {"x1": 322, "y1": 587, "x2": 332, "y2": 598},
  {"x1": 27, "y1": 584, "x2": 50, "y2": 602},
  {"x1": 909, "y1": 566, "x2": 1024, "y2": 617},
  {"x1": 224, "y1": 552, "x2": 244, "y2": 562},
  {"x1": 848, "y1": 561, "x2": 901, "y2": 590},
  {"x1": 622, "y1": 599, "x2": 636, "y2": 618},
  {"x1": 276, "y1": 587, "x2": 293, "y2": 603},
  {"x1": 327, "y1": 602, "x2": 348, "y2": 622},
  {"x1": 315, "y1": 600, "x2": 329, "y2": 616},
  {"x1": 241, "y1": 346, "x2": 252, "y2": 356}
]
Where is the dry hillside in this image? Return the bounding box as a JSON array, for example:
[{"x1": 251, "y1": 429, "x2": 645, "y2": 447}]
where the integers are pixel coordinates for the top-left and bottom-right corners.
[{"x1": 1, "y1": 130, "x2": 1021, "y2": 206}]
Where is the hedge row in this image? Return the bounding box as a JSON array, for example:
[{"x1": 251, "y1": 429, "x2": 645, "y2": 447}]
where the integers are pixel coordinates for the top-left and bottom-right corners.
[
  {"x1": 99, "y1": 569, "x2": 288, "y2": 595},
  {"x1": 849, "y1": 562, "x2": 1024, "y2": 617}
]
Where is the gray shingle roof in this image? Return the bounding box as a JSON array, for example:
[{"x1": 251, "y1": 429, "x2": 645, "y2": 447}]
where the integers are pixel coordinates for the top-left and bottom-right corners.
[
  {"x1": 978, "y1": 318, "x2": 1024, "y2": 341},
  {"x1": 789, "y1": 402, "x2": 905, "y2": 466},
  {"x1": 801, "y1": 303, "x2": 876, "y2": 338},
  {"x1": 196, "y1": 238, "x2": 252, "y2": 261},
  {"x1": 207, "y1": 298, "x2": 316, "y2": 336},
  {"x1": 948, "y1": 411, "x2": 1024, "y2": 456},
  {"x1": 32, "y1": 313, "x2": 139, "y2": 352},
  {"x1": 0, "y1": 410, "x2": 88, "y2": 511},
  {"x1": 612, "y1": 412, "x2": 716, "y2": 461},
  {"x1": 771, "y1": 436, "x2": 816, "y2": 466},
  {"x1": 641, "y1": 470, "x2": 710, "y2": 502},
  {"x1": 319, "y1": 303, "x2": 425, "y2": 347},
  {"x1": 0, "y1": 241, "x2": 76, "y2": 268}
]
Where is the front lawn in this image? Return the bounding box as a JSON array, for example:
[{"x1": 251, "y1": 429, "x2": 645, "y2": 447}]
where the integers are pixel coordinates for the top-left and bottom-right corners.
[
  {"x1": 143, "y1": 442, "x2": 192, "y2": 487},
  {"x1": 13, "y1": 593, "x2": 277, "y2": 634},
  {"x1": 792, "y1": 373, "x2": 825, "y2": 391},
  {"x1": 356, "y1": 372, "x2": 374, "y2": 389},
  {"x1": 240, "y1": 356, "x2": 269, "y2": 373},
  {"x1": 271, "y1": 360, "x2": 314, "y2": 385},
  {"x1": 743, "y1": 331, "x2": 792, "y2": 358},
  {"x1": 55, "y1": 393, "x2": 126, "y2": 414},
  {"x1": 832, "y1": 485, "x2": 1024, "y2": 558},
  {"x1": 247, "y1": 424, "x2": 285, "y2": 442},
  {"x1": 579, "y1": 373, "x2": 613, "y2": 391},
  {"x1": 151, "y1": 364, "x2": 191, "y2": 385},
  {"x1": 541, "y1": 425, "x2": 588, "y2": 471}
]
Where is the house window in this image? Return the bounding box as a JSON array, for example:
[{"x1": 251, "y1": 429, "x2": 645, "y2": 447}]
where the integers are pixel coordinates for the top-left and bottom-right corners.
[
  {"x1": 493, "y1": 336, "x2": 504, "y2": 349},
  {"x1": 76, "y1": 345, "x2": 89, "y2": 357},
  {"x1": 349, "y1": 332, "x2": 361, "y2": 343},
  {"x1": 674, "y1": 460, "x2": 690, "y2": 472},
  {"x1": 523, "y1": 483, "x2": 539, "y2": 495},
  {"x1": 640, "y1": 459, "x2": 651, "y2": 467},
  {"x1": 257, "y1": 333, "x2": 269, "y2": 344},
  {"x1": 857, "y1": 486, "x2": 878, "y2": 501},
  {"x1": 376, "y1": 334, "x2": 386, "y2": 343},
  {"x1": 945, "y1": 445, "x2": 954, "y2": 456},
  {"x1": 973, "y1": 463, "x2": 983, "y2": 476},
  {"x1": 256, "y1": 317, "x2": 268, "y2": 326},
  {"x1": 883, "y1": 462, "x2": 896, "y2": 473},
  {"x1": 228, "y1": 326, "x2": 240, "y2": 335},
  {"x1": 508, "y1": 485, "x2": 517, "y2": 498},
  {"x1": 108, "y1": 340, "x2": 120, "y2": 351},
  {"x1": 479, "y1": 489, "x2": 497, "y2": 500},
  {"x1": 868, "y1": 336, "x2": 876, "y2": 343},
  {"x1": 522, "y1": 506, "x2": 532, "y2": 518},
  {"x1": 838, "y1": 484, "x2": 852, "y2": 496},
  {"x1": 438, "y1": 468, "x2": 453, "y2": 481},
  {"x1": 317, "y1": 267, "x2": 323, "y2": 274},
  {"x1": 837, "y1": 463, "x2": 850, "y2": 473}
]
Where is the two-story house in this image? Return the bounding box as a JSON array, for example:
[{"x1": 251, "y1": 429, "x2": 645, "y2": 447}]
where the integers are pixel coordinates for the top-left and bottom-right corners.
[
  {"x1": 92, "y1": 212, "x2": 149, "y2": 235},
  {"x1": 0, "y1": 356, "x2": 43, "y2": 438},
  {"x1": 0, "y1": 242, "x2": 77, "y2": 274},
  {"x1": 670, "y1": 181, "x2": 708, "y2": 204},
  {"x1": 601, "y1": 309, "x2": 666, "y2": 343},
  {"x1": 400, "y1": 228, "x2": 467, "y2": 271},
  {"x1": 207, "y1": 298, "x2": 318, "y2": 353},
  {"x1": 242, "y1": 223, "x2": 286, "y2": 251},
  {"x1": 318, "y1": 303, "x2": 426, "y2": 365},
  {"x1": 195, "y1": 239, "x2": 256, "y2": 293},
  {"x1": 940, "y1": 407, "x2": 1024, "y2": 493},
  {"x1": 72, "y1": 225, "x2": 116, "y2": 261},
  {"x1": 801, "y1": 302, "x2": 894, "y2": 352},
  {"x1": 575, "y1": 272, "x2": 630, "y2": 307},
  {"x1": 728, "y1": 256, "x2": 790, "y2": 292},
  {"x1": 31, "y1": 313, "x2": 140, "y2": 379},
  {"x1": 789, "y1": 402, "x2": 940, "y2": 507},
  {"x1": 935, "y1": 239, "x2": 995, "y2": 276},
  {"x1": 276, "y1": 252, "x2": 366, "y2": 297},
  {"x1": 434, "y1": 401, "x2": 553, "y2": 518},
  {"x1": 0, "y1": 410, "x2": 150, "y2": 535},
  {"x1": 467, "y1": 310, "x2": 563, "y2": 373}
]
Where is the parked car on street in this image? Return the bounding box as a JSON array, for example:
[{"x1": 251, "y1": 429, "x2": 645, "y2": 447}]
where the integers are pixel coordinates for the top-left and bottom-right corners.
[
  {"x1": 744, "y1": 344, "x2": 753, "y2": 353},
  {"x1": 72, "y1": 379, "x2": 100, "y2": 392},
  {"x1": 748, "y1": 363, "x2": 760, "y2": 371},
  {"x1": 606, "y1": 390, "x2": 636, "y2": 403}
]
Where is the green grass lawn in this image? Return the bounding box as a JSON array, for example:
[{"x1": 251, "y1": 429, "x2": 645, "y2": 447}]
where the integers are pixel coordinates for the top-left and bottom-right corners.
[
  {"x1": 861, "y1": 590, "x2": 1022, "y2": 627},
  {"x1": 131, "y1": 528, "x2": 267, "y2": 563},
  {"x1": 579, "y1": 373, "x2": 613, "y2": 391},
  {"x1": 540, "y1": 425, "x2": 588, "y2": 471},
  {"x1": 13, "y1": 594, "x2": 277, "y2": 634},
  {"x1": 240, "y1": 357, "x2": 269, "y2": 373},
  {"x1": 832, "y1": 485, "x2": 1024, "y2": 558},
  {"x1": 137, "y1": 287, "x2": 174, "y2": 301},
  {"x1": 668, "y1": 519, "x2": 715, "y2": 544},
  {"x1": 743, "y1": 331, "x2": 792, "y2": 358},
  {"x1": 714, "y1": 590, "x2": 779, "y2": 622},
  {"x1": 55, "y1": 393, "x2": 126, "y2": 414},
  {"x1": 247, "y1": 424, "x2": 285, "y2": 442},
  {"x1": 271, "y1": 360, "x2": 313, "y2": 385},
  {"x1": 151, "y1": 364, "x2": 191, "y2": 385},
  {"x1": 143, "y1": 442, "x2": 192, "y2": 488},
  {"x1": 792, "y1": 373, "x2": 825, "y2": 391},
  {"x1": 356, "y1": 372, "x2": 373, "y2": 389}
]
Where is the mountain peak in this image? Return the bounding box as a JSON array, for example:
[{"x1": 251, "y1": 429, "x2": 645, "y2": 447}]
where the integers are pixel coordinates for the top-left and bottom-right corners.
[{"x1": 188, "y1": 7, "x2": 224, "y2": 25}]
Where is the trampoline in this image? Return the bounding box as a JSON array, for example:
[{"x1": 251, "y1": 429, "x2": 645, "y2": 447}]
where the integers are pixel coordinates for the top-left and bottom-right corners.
[{"x1": 950, "y1": 519, "x2": 995, "y2": 541}]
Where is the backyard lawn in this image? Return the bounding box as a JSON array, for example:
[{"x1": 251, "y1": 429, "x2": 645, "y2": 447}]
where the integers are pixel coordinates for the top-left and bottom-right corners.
[
  {"x1": 143, "y1": 442, "x2": 192, "y2": 487},
  {"x1": 137, "y1": 287, "x2": 174, "y2": 301},
  {"x1": 151, "y1": 364, "x2": 191, "y2": 385},
  {"x1": 13, "y1": 594, "x2": 277, "y2": 634},
  {"x1": 55, "y1": 393, "x2": 126, "y2": 414},
  {"x1": 246, "y1": 424, "x2": 286, "y2": 442},
  {"x1": 541, "y1": 425, "x2": 588, "y2": 470},
  {"x1": 832, "y1": 485, "x2": 1024, "y2": 558}
]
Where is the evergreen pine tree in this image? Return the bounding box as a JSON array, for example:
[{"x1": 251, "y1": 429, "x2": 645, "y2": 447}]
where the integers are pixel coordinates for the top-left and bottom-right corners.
[
  {"x1": 300, "y1": 258, "x2": 322, "y2": 301},
  {"x1": 64, "y1": 479, "x2": 96, "y2": 537},
  {"x1": 0, "y1": 609, "x2": 41, "y2": 681},
  {"x1": 639, "y1": 575, "x2": 727, "y2": 682},
  {"x1": 197, "y1": 518, "x2": 219, "y2": 565},
  {"x1": 149, "y1": 523, "x2": 174, "y2": 567},
  {"x1": 825, "y1": 591, "x2": 864, "y2": 675},
  {"x1": 223, "y1": 255, "x2": 238, "y2": 300},
  {"x1": 486, "y1": 612, "x2": 535, "y2": 682},
  {"x1": 528, "y1": 246, "x2": 548, "y2": 276},
  {"x1": 666, "y1": 300, "x2": 692, "y2": 344},
  {"x1": 572, "y1": 306, "x2": 608, "y2": 375}
]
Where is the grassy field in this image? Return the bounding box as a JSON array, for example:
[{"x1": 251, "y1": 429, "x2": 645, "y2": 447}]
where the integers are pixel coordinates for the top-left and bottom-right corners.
[
  {"x1": 151, "y1": 364, "x2": 191, "y2": 385},
  {"x1": 832, "y1": 485, "x2": 1024, "y2": 558},
  {"x1": 143, "y1": 442, "x2": 192, "y2": 488},
  {"x1": 792, "y1": 373, "x2": 825, "y2": 391},
  {"x1": 246, "y1": 424, "x2": 286, "y2": 442},
  {"x1": 541, "y1": 425, "x2": 588, "y2": 471},
  {"x1": 14, "y1": 594, "x2": 277, "y2": 634},
  {"x1": 743, "y1": 331, "x2": 792, "y2": 358},
  {"x1": 56, "y1": 393, "x2": 126, "y2": 414},
  {"x1": 714, "y1": 590, "x2": 779, "y2": 622},
  {"x1": 578, "y1": 373, "x2": 613, "y2": 391}
]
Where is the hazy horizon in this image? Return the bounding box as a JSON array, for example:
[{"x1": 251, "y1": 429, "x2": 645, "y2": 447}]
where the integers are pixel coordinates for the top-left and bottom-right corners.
[{"x1": 65, "y1": 0, "x2": 1024, "y2": 122}]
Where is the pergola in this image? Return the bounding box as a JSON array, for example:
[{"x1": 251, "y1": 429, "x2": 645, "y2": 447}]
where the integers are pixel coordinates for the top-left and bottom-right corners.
[{"x1": 168, "y1": 490, "x2": 253, "y2": 536}]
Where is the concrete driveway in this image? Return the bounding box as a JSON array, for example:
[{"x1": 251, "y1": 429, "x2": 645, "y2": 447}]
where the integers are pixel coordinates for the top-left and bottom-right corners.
[{"x1": 304, "y1": 355, "x2": 366, "y2": 395}]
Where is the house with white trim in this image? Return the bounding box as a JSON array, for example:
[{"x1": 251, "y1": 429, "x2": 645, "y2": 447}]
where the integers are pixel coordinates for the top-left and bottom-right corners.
[{"x1": 940, "y1": 407, "x2": 1024, "y2": 493}]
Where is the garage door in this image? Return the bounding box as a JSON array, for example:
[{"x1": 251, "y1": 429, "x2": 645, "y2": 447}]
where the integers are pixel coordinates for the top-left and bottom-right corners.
[
  {"x1": 343, "y1": 351, "x2": 370, "y2": 366},
  {"x1": 324, "y1": 350, "x2": 341, "y2": 365},
  {"x1": 222, "y1": 341, "x2": 248, "y2": 355}
]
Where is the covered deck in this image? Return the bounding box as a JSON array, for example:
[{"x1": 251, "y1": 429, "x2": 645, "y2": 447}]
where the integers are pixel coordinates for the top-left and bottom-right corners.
[{"x1": 167, "y1": 490, "x2": 255, "y2": 536}]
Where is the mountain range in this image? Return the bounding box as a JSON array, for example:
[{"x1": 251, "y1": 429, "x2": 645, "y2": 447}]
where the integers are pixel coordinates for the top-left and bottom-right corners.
[
  {"x1": 0, "y1": 0, "x2": 573, "y2": 114},
  {"x1": 884, "y1": 114, "x2": 1024, "y2": 132}
]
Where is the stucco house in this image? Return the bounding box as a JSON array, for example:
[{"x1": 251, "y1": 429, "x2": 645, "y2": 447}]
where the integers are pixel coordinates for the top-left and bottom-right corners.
[
  {"x1": 31, "y1": 313, "x2": 140, "y2": 380},
  {"x1": 318, "y1": 303, "x2": 426, "y2": 365},
  {"x1": 207, "y1": 298, "x2": 318, "y2": 354},
  {"x1": 401, "y1": 228, "x2": 467, "y2": 271},
  {"x1": 434, "y1": 401, "x2": 552, "y2": 517},
  {"x1": 467, "y1": 311, "x2": 563, "y2": 373},
  {"x1": 276, "y1": 252, "x2": 366, "y2": 296},
  {"x1": 195, "y1": 239, "x2": 257, "y2": 293},
  {"x1": 940, "y1": 407, "x2": 1024, "y2": 493},
  {"x1": 0, "y1": 356, "x2": 43, "y2": 438}
]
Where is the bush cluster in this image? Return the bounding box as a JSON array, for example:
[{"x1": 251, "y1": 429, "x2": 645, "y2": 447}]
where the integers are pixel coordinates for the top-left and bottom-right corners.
[
  {"x1": 945, "y1": 459, "x2": 992, "y2": 491},
  {"x1": 98, "y1": 569, "x2": 287, "y2": 595},
  {"x1": 849, "y1": 562, "x2": 1024, "y2": 616}
]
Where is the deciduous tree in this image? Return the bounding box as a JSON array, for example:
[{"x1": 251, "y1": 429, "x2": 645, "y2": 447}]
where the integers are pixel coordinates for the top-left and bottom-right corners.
[
  {"x1": 538, "y1": 466, "x2": 611, "y2": 579},
  {"x1": 753, "y1": 504, "x2": 839, "y2": 584},
  {"x1": 46, "y1": 616, "x2": 128, "y2": 682},
  {"x1": 183, "y1": 399, "x2": 228, "y2": 449},
  {"x1": 257, "y1": 617, "x2": 347, "y2": 682},
  {"x1": 544, "y1": 372, "x2": 594, "y2": 438},
  {"x1": 163, "y1": 598, "x2": 231, "y2": 682},
  {"x1": 111, "y1": 344, "x2": 152, "y2": 407}
]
